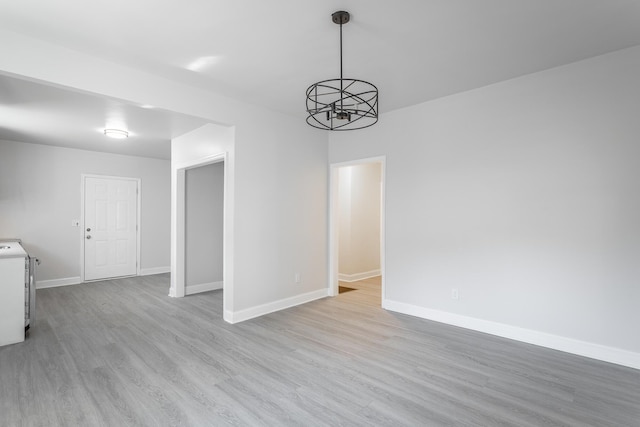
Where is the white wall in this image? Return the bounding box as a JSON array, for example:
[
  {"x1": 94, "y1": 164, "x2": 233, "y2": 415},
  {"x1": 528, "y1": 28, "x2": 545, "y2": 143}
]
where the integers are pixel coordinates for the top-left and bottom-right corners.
[
  {"x1": 0, "y1": 140, "x2": 170, "y2": 285},
  {"x1": 185, "y1": 162, "x2": 224, "y2": 289},
  {"x1": 329, "y1": 46, "x2": 640, "y2": 368},
  {"x1": 338, "y1": 163, "x2": 381, "y2": 280},
  {"x1": 172, "y1": 117, "x2": 328, "y2": 322}
]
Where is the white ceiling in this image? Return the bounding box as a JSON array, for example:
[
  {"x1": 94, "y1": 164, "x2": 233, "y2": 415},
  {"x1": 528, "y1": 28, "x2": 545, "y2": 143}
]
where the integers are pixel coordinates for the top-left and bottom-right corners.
[
  {"x1": 0, "y1": 76, "x2": 209, "y2": 159},
  {"x1": 1, "y1": 0, "x2": 640, "y2": 158}
]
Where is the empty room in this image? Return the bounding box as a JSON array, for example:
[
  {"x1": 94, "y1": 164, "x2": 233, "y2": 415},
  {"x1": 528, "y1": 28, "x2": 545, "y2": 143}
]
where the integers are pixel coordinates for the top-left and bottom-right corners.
[{"x1": 1, "y1": 1, "x2": 639, "y2": 426}]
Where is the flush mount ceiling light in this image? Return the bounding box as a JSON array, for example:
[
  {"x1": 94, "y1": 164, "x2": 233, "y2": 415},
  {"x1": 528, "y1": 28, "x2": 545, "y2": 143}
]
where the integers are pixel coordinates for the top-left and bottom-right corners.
[
  {"x1": 306, "y1": 11, "x2": 379, "y2": 131},
  {"x1": 104, "y1": 129, "x2": 129, "y2": 139}
]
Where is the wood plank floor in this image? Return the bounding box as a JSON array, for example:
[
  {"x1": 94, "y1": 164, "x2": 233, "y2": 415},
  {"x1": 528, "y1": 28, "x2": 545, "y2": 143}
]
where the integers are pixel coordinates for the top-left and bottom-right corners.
[
  {"x1": 338, "y1": 276, "x2": 382, "y2": 307},
  {"x1": 1, "y1": 274, "x2": 639, "y2": 426}
]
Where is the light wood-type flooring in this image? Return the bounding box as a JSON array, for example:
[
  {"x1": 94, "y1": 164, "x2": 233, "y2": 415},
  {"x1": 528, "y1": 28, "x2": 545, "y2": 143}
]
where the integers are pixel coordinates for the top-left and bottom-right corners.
[
  {"x1": 1, "y1": 274, "x2": 639, "y2": 426},
  {"x1": 338, "y1": 276, "x2": 382, "y2": 307}
]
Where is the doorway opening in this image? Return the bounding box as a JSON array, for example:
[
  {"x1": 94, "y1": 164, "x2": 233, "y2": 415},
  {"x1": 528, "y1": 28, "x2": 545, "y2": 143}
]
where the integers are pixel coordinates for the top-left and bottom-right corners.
[
  {"x1": 184, "y1": 162, "x2": 224, "y2": 295},
  {"x1": 329, "y1": 157, "x2": 385, "y2": 305},
  {"x1": 172, "y1": 152, "x2": 229, "y2": 317}
]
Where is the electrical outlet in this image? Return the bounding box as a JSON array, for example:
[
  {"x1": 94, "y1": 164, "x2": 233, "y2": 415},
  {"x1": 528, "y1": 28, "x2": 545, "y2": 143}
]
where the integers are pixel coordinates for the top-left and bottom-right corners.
[
  {"x1": 295, "y1": 273, "x2": 301, "y2": 284},
  {"x1": 451, "y1": 288, "x2": 459, "y2": 300}
]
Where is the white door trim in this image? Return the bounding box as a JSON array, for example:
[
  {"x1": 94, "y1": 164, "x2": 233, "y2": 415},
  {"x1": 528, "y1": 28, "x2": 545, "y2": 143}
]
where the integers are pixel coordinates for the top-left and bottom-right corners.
[
  {"x1": 80, "y1": 174, "x2": 141, "y2": 282},
  {"x1": 171, "y1": 152, "x2": 231, "y2": 321},
  {"x1": 328, "y1": 156, "x2": 386, "y2": 302}
]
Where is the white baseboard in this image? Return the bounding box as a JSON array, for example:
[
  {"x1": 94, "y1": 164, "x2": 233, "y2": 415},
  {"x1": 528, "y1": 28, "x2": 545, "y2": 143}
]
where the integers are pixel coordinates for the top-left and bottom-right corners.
[
  {"x1": 185, "y1": 281, "x2": 223, "y2": 295},
  {"x1": 37, "y1": 277, "x2": 82, "y2": 289},
  {"x1": 383, "y1": 299, "x2": 640, "y2": 371},
  {"x1": 338, "y1": 270, "x2": 381, "y2": 283},
  {"x1": 225, "y1": 288, "x2": 329, "y2": 324},
  {"x1": 140, "y1": 266, "x2": 170, "y2": 276}
]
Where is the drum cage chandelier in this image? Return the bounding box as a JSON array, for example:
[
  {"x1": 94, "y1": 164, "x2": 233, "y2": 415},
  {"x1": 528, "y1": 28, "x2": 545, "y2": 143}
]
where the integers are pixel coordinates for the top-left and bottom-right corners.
[{"x1": 305, "y1": 11, "x2": 379, "y2": 131}]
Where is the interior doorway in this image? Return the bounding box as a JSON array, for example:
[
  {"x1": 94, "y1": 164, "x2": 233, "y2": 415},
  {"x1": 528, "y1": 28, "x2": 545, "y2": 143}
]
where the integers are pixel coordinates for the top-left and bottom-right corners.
[
  {"x1": 81, "y1": 175, "x2": 140, "y2": 282},
  {"x1": 184, "y1": 162, "x2": 224, "y2": 295},
  {"x1": 329, "y1": 157, "x2": 385, "y2": 305},
  {"x1": 172, "y1": 151, "x2": 228, "y2": 316}
]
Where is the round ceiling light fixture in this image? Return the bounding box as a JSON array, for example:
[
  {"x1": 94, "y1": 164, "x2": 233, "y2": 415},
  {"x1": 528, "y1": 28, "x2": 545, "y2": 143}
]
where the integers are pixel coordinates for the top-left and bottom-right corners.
[
  {"x1": 306, "y1": 11, "x2": 379, "y2": 131},
  {"x1": 104, "y1": 129, "x2": 129, "y2": 139}
]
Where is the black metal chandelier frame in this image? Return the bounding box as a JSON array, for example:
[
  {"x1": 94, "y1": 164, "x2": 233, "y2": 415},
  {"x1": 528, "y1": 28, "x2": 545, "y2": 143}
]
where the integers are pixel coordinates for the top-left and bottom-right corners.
[{"x1": 306, "y1": 11, "x2": 379, "y2": 131}]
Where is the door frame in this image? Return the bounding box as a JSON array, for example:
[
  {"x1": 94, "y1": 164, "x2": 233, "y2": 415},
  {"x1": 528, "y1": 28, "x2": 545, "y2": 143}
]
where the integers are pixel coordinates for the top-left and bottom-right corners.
[
  {"x1": 80, "y1": 174, "x2": 141, "y2": 282},
  {"x1": 171, "y1": 152, "x2": 229, "y2": 313},
  {"x1": 328, "y1": 156, "x2": 386, "y2": 302}
]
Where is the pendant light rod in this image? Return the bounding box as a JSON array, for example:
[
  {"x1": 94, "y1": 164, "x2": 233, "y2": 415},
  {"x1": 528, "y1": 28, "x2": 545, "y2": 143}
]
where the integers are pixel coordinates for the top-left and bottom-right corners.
[
  {"x1": 332, "y1": 12, "x2": 350, "y2": 81},
  {"x1": 333, "y1": 11, "x2": 349, "y2": 112},
  {"x1": 339, "y1": 17, "x2": 343, "y2": 111}
]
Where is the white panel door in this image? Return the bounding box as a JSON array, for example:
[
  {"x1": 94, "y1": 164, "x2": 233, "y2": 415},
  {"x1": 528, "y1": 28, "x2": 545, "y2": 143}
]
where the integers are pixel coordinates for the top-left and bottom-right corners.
[{"x1": 84, "y1": 177, "x2": 138, "y2": 281}]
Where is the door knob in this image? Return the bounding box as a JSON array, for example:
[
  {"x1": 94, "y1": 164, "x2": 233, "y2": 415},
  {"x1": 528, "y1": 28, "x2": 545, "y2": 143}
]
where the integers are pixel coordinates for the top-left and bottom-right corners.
[
  {"x1": 86, "y1": 235, "x2": 92, "y2": 240},
  {"x1": 86, "y1": 228, "x2": 91, "y2": 232}
]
